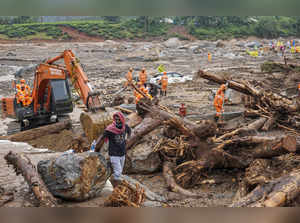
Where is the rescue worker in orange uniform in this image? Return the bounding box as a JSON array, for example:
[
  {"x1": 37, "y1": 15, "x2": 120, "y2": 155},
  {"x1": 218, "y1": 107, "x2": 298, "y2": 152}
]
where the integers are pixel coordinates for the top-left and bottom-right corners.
[
  {"x1": 139, "y1": 68, "x2": 147, "y2": 86},
  {"x1": 214, "y1": 84, "x2": 227, "y2": 122},
  {"x1": 179, "y1": 103, "x2": 187, "y2": 117},
  {"x1": 298, "y1": 83, "x2": 300, "y2": 96},
  {"x1": 208, "y1": 52, "x2": 212, "y2": 62},
  {"x1": 124, "y1": 68, "x2": 133, "y2": 87},
  {"x1": 16, "y1": 79, "x2": 32, "y2": 107},
  {"x1": 160, "y1": 72, "x2": 168, "y2": 96},
  {"x1": 135, "y1": 82, "x2": 152, "y2": 104}
]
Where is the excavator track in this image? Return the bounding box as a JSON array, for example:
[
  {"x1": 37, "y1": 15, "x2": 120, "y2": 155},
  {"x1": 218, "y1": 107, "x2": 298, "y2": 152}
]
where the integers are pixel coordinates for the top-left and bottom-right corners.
[
  {"x1": 6, "y1": 115, "x2": 71, "y2": 136},
  {"x1": 6, "y1": 121, "x2": 21, "y2": 135}
]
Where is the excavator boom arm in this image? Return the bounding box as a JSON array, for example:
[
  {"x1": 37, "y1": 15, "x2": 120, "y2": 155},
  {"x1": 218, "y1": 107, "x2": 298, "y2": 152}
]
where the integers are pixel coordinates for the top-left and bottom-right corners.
[{"x1": 46, "y1": 50, "x2": 102, "y2": 111}]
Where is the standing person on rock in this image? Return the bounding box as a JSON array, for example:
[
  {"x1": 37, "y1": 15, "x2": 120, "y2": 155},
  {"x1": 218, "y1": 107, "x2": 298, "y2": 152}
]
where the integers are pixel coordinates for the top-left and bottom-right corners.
[{"x1": 94, "y1": 112, "x2": 131, "y2": 188}]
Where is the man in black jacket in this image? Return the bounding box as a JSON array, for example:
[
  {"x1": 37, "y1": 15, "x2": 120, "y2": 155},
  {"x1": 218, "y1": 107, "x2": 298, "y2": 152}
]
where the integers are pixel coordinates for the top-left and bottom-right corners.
[{"x1": 95, "y1": 112, "x2": 131, "y2": 187}]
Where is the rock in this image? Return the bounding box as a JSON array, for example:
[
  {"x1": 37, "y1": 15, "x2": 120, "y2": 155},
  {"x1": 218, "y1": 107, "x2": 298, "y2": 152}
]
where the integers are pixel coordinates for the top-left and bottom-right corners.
[
  {"x1": 192, "y1": 46, "x2": 202, "y2": 54},
  {"x1": 37, "y1": 152, "x2": 111, "y2": 201},
  {"x1": 216, "y1": 41, "x2": 225, "y2": 48},
  {"x1": 124, "y1": 141, "x2": 162, "y2": 174},
  {"x1": 6, "y1": 52, "x2": 16, "y2": 56},
  {"x1": 245, "y1": 41, "x2": 262, "y2": 48},
  {"x1": 104, "y1": 40, "x2": 118, "y2": 45},
  {"x1": 164, "y1": 38, "x2": 181, "y2": 48}
]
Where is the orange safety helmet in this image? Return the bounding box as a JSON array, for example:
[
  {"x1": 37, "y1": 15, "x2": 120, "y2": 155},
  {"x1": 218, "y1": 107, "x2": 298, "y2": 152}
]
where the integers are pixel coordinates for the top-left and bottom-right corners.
[
  {"x1": 163, "y1": 72, "x2": 167, "y2": 75},
  {"x1": 20, "y1": 79, "x2": 26, "y2": 84}
]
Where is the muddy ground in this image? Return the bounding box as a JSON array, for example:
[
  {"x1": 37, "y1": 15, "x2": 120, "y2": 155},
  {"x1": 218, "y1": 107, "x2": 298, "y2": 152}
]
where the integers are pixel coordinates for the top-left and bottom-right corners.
[{"x1": 0, "y1": 37, "x2": 299, "y2": 207}]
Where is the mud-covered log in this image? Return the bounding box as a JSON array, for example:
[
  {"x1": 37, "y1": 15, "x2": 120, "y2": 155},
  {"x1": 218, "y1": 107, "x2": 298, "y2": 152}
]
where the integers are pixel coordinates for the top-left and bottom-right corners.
[
  {"x1": 250, "y1": 135, "x2": 296, "y2": 158},
  {"x1": 140, "y1": 103, "x2": 217, "y2": 139},
  {"x1": 0, "y1": 120, "x2": 71, "y2": 142},
  {"x1": 215, "y1": 117, "x2": 267, "y2": 142},
  {"x1": 163, "y1": 161, "x2": 200, "y2": 197},
  {"x1": 198, "y1": 69, "x2": 257, "y2": 95},
  {"x1": 126, "y1": 112, "x2": 143, "y2": 128},
  {"x1": 261, "y1": 117, "x2": 275, "y2": 131},
  {"x1": 126, "y1": 115, "x2": 163, "y2": 150},
  {"x1": 232, "y1": 135, "x2": 296, "y2": 152},
  {"x1": 4, "y1": 151, "x2": 57, "y2": 207},
  {"x1": 230, "y1": 169, "x2": 300, "y2": 207}
]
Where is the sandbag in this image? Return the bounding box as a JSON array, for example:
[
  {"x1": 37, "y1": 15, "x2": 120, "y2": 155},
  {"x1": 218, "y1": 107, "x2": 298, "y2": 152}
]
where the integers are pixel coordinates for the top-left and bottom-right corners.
[{"x1": 37, "y1": 152, "x2": 111, "y2": 201}]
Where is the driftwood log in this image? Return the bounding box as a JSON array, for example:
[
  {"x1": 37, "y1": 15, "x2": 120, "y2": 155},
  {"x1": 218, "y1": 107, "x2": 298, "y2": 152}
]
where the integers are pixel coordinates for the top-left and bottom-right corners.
[
  {"x1": 0, "y1": 120, "x2": 71, "y2": 142},
  {"x1": 231, "y1": 168, "x2": 300, "y2": 207},
  {"x1": 4, "y1": 151, "x2": 57, "y2": 207}
]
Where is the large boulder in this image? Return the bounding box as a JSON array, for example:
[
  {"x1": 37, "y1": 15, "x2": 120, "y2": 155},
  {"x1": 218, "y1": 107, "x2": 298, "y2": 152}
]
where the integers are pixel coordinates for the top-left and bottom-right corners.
[
  {"x1": 124, "y1": 141, "x2": 161, "y2": 174},
  {"x1": 37, "y1": 152, "x2": 111, "y2": 201},
  {"x1": 163, "y1": 38, "x2": 181, "y2": 48}
]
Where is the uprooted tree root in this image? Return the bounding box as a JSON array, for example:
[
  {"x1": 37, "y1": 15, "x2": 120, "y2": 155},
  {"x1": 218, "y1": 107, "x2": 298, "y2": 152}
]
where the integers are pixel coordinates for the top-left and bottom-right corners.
[{"x1": 104, "y1": 180, "x2": 146, "y2": 207}]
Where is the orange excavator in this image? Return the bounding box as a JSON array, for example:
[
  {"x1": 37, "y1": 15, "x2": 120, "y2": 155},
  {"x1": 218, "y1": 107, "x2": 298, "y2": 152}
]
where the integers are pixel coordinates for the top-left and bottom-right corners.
[{"x1": 1, "y1": 49, "x2": 103, "y2": 133}]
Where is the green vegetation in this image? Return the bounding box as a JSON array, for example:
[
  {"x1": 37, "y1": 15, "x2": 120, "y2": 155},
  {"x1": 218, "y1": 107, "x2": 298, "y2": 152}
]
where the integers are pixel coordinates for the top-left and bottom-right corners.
[
  {"x1": 0, "y1": 23, "x2": 66, "y2": 39},
  {"x1": 0, "y1": 19, "x2": 169, "y2": 40},
  {"x1": 0, "y1": 16, "x2": 300, "y2": 41},
  {"x1": 183, "y1": 16, "x2": 300, "y2": 40}
]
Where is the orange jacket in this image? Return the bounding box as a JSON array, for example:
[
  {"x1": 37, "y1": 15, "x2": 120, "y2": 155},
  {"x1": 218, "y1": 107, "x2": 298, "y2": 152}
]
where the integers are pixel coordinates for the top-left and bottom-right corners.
[
  {"x1": 135, "y1": 86, "x2": 152, "y2": 104},
  {"x1": 126, "y1": 70, "x2": 133, "y2": 82},
  {"x1": 214, "y1": 87, "x2": 225, "y2": 115},
  {"x1": 161, "y1": 75, "x2": 168, "y2": 89},
  {"x1": 139, "y1": 71, "x2": 147, "y2": 84}
]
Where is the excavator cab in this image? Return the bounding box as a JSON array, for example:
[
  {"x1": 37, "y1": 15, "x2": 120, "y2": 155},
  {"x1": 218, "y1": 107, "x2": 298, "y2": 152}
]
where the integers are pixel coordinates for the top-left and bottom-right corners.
[{"x1": 50, "y1": 79, "x2": 73, "y2": 114}]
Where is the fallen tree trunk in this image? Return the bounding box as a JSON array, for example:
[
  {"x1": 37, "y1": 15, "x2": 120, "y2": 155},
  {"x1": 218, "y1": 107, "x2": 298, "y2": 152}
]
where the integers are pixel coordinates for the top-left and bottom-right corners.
[
  {"x1": 198, "y1": 69, "x2": 299, "y2": 113},
  {"x1": 215, "y1": 117, "x2": 267, "y2": 142},
  {"x1": 126, "y1": 115, "x2": 163, "y2": 150},
  {"x1": 174, "y1": 148, "x2": 248, "y2": 188},
  {"x1": 250, "y1": 135, "x2": 296, "y2": 158},
  {"x1": 0, "y1": 120, "x2": 71, "y2": 142},
  {"x1": 140, "y1": 102, "x2": 217, "y2": 139},
  {"x1": 163, "y1": 161, "x2": 200, "y2": 197},
  {"x1": 261, "y1": 117, "x2": 275, "y2": 131},
  {"x1": 4, "y1": 151, "x2": 57, "y2": 207},
  {"x1": 230, "y1": 168, "x2": 300, "y2": 207}
]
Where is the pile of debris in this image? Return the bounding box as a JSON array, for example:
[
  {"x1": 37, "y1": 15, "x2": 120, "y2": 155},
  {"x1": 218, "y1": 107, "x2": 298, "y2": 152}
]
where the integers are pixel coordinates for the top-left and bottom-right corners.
[{"x1": 104, "y1": 180, "x2": 146, "y2": 207}]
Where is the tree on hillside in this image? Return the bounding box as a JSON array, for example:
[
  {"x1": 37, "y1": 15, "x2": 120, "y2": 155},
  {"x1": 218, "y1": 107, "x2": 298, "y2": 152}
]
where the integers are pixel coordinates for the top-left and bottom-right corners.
[
  {"x1": 137, "y1": 16, "x2": 164, "y2": 32},
  {"x1": 103, "y1": 16, "x2": 121, "y2": 23}
]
